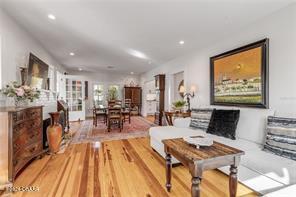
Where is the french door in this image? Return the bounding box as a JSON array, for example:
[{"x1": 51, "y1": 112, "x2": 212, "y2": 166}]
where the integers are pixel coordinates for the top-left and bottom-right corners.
[{"x1": 65, "y1": 76, "x2": 86, "y2": 121}]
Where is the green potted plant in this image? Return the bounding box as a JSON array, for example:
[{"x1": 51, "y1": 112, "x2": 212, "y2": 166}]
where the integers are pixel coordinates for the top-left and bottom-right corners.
[
  {"x1": 108, "y1": 86, "x2": 119, "y2": 100},
  {"x1": 172, "y1": 100, "x2": 186, "y2": 112}
]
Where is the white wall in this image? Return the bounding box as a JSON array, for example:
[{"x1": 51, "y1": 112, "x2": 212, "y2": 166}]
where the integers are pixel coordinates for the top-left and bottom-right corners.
[
  {"x1": 0, "y1": 9, "x2": 66, "y2": 118},
  {"x1": 69, "y1": 70, "x2": 140, "y2": 117},
  {"x1": 0, "y1": 10, "x2": 65, "y2": 87},
  {"x1": 0, "y1": 35, "x2": 2, "y2": 106},
  {"x1": 0, "y1": 35, "x2": 2, "y2": 89},
  {"x1": 141, "y1": 4, "x2": 296, "y2": 118}
]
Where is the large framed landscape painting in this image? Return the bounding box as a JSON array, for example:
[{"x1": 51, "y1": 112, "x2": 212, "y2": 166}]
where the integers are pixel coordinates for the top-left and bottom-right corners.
[{"x1": 210, "y1": 39, "x2": 269, "y2": 108}]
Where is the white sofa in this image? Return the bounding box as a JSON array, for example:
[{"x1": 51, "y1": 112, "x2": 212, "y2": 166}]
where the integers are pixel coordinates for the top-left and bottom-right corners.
[{"x1": 149, "y1": 109, "x2": 296, "y2": 195}]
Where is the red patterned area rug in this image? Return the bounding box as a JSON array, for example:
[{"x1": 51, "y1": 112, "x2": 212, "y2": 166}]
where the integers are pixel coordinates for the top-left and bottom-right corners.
[{"x1": 71, "y1": 116, "x2": 156, "y2": 144}]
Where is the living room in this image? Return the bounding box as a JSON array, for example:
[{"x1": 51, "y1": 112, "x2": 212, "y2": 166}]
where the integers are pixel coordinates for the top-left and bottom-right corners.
[{"x1": 0, "y1": 0, "x2": 296, "y2": 197}]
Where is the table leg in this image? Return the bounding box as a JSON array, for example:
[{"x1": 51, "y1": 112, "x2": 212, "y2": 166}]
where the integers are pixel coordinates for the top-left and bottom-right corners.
[
  {"x1": 229, "y1": 165, "x2": 238, "y2": 197},
  {"x1": 191, "y1": 177, "x2": 201, "y2": 197},
  {"x1": 129, "y1": 114, "x2": 131, "y2": 124},
  {"x1": 189, "y1": 164, "x2": 202, "y2": 197},
  {"x1": 165, "y1": 153, "x2": 172, "y2": 192},
  {"x1": 107, "y1": 120, "x2": 110, "y2": 132}
]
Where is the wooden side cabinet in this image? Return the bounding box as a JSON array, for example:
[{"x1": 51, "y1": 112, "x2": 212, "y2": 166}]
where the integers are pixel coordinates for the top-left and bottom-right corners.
[
  {"x1": 124, "y1": 87, "x2": 142, "y2": 115},
  {"x1": 0, "y1": 106, "x2": 44, "y2": 189},
  {"x1": 154, "y1": 74, "x2": 165, "y2": 125}
]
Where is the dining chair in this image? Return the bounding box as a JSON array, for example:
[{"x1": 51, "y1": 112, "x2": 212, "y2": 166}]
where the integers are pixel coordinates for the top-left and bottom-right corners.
[
  {"x1": 93, "y1": 103, "x2": 107, "y2": 127},
  {"x1": 107, "y1": 106, "x2": 124, "y2": 132},
  {"x1": 122, "y1": 99, "x2": 132, "y2": 123},
  {"x1": 108, "y1": 100, "x2": 122, "y2": 108}
]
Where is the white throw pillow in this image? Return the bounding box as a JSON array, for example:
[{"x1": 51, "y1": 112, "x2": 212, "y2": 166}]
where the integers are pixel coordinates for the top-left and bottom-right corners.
[{"x1": 173, "y1": 117, "x2": 191, "y2": 128}]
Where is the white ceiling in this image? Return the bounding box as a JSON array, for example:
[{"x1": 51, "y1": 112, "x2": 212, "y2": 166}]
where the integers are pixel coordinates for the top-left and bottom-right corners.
[{"x1": 1, "y1": 0, "x2": 295, "y2": 74}]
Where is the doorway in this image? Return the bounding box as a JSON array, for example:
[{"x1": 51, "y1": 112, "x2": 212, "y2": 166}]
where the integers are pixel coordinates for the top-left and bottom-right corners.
[
  {"x1": 173, "y1": 71, "x2": 184, "y2": 102},
  {"x1": 143, "y1": 80, "x2": 156, "y2": 120},
  {"x1": 64, "y1": 76, "x2": 86, "y2": 121}
]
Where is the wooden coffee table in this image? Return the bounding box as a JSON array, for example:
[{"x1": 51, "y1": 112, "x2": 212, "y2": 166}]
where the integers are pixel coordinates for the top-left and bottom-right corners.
[{"x1": 162, "y1": 137, "x2": 244, "y2": 197}]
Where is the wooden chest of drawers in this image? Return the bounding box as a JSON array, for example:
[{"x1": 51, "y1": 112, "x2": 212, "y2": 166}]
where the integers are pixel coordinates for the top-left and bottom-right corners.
[{"x1": 0, "y1": 106, "x2": 44, "y2": 189}]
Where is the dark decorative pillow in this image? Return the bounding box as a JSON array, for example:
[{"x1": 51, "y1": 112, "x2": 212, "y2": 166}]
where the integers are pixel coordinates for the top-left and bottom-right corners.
[
  {"x1": 263, "y1": 116, "x2": 296, "y2": 161},
  {"x1": 189, "y1": 108, "x2": 214, "y2": 131},
  {"x1": 207, "y1": 109, "x2": 240, "y2": 140}
]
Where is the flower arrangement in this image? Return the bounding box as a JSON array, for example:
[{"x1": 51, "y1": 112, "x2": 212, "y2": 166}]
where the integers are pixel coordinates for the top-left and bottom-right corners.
[
  {"x1": 172, "y1": 100, "x2": 186, "y2": 111},
  {"x1": 0, "y1": 81, "x2": 41, "y2": 107}
]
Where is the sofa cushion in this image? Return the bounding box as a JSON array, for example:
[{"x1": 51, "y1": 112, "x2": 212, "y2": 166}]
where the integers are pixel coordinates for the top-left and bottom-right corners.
[
  {"x1": 205, "y1": 133, "x2": 262, "y2": 152},
  {"x1": 263, "y1": 116, "x2": 296, "y2": 161},
  {"x1": 207, "y1": 109, "x2": 240, "y2": 140},
  {"x1": 235, "y1": 108, "x2": 274, "y2": 144},
  {"x1": 189, "y1": 108, "x2": 214, "y2": 131},
  {"x1": 149, "y1": 126, "x2": 205, "y2": 141},
  {"x1": 241, "y1": 149, "x2": 296, "y2": 185},
  {"x1": 173, "y1": 117, "x2": 191, "y2": 128}
]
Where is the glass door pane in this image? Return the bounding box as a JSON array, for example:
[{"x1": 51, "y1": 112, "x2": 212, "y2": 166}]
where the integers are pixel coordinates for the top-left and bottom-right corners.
[{"x1": 65, "y1": 79, "x2": 84, "y2": 112}]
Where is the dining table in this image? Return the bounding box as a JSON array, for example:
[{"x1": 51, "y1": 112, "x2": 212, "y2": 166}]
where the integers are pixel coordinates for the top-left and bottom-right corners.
[{"x1": 92, "y1": 104, "x2": 130, "y2": 127}]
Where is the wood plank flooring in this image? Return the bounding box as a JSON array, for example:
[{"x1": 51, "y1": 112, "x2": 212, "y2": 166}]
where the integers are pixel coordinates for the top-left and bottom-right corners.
[
  {"x1": 9, "y1": 122, "x2": 258, "y2": 197},
  {"x1": 145, "y1": 115, "x2": 155, "y2": 124}
]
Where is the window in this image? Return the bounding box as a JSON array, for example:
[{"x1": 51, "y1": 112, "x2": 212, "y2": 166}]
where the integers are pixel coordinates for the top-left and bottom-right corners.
[
  {"x1": 48, "y1": 66, "x2": 54, "y2": 91},
  {"x1": 56, "y1": 71, "x2": 62, "y2": 94},
  {"x1": 94, "y1": 84, "x2": 104, "y2": 105}
]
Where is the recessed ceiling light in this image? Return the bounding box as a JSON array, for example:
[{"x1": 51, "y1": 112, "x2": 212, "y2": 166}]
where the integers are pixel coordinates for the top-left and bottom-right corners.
[
  {"x1": 107, "y1": 66, "x2": 115, "y2": 69},
  {"x1": 128, "y1": 49, "x2": 147, "y2": 59},
  {"x1": 69, "y1": 52, "x2": 75, "y2": 56},
  {"x1": 48, "y1": 14, "x2": 56, "y2": 20},
  {"x1": 78, "y1": 68, "x2": 83, "y2": 71},
  {"x1": 179, "y1": 40, "x2": 185, "y2": 45},
  {"x1": 130, "y1": 72, "x2": 134, "y2": 75}
]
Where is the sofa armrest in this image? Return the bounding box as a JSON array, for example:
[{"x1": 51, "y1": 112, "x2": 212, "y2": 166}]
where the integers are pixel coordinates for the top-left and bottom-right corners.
[{"x1": 173, "y1": 117, "x2": 191, "y2": 128}]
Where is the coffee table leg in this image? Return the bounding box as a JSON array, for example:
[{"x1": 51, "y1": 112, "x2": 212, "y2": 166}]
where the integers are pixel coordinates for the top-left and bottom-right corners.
[
  {"x1": 229, "y1": 165, "x2": 238, "y2": 197},
  {"x1": 191, "y1": 177, "x2": 201, "y2": 197},
  {"x1": 165, "y1": 153, "x2": 172, "y2": 192}
]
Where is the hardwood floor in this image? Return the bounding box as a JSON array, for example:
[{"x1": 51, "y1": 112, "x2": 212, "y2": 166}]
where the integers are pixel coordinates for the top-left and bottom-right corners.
[
  {"x1": 145, "y1": 115, "x2": 155, "y2": 123},
  {"x1": 9, "y1": 123, "x2": 258, "y2": 197}
]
